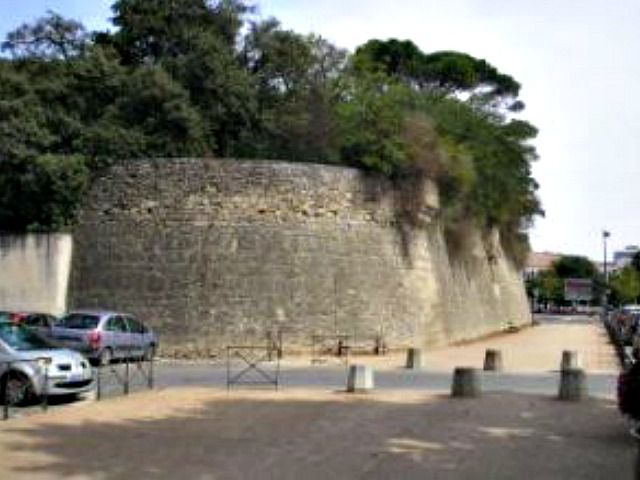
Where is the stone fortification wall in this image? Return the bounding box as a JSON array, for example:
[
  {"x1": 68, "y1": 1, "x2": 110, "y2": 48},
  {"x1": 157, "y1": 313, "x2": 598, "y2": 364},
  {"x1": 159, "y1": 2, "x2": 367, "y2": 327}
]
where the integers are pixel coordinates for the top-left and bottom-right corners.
[{"x1": 69, "y1": 158, "x2": 530, "y2": 355}]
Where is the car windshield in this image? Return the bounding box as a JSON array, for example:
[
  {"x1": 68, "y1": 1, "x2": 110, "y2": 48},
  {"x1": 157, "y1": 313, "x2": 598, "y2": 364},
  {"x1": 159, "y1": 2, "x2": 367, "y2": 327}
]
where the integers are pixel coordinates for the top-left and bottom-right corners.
[
  {"x1": 0, "y1": 322, "x2": 52, "y2": 351},
  {"x1": 58, "y1": 313, "x2": 100, "y2": 330}
]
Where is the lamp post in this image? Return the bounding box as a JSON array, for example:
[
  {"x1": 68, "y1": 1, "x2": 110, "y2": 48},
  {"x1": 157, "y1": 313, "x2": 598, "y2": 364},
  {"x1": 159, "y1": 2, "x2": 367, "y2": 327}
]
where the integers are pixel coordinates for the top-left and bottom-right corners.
[{"x1": 603, "y1": 230, "x2": 610, "y2": 320}]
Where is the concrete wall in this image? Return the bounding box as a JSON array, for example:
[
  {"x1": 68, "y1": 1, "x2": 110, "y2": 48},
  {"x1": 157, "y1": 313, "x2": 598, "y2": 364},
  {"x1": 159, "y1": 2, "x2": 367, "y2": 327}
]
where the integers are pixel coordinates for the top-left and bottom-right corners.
[
  {"x1": 0, "y1": 234, "x2": 72, "y2": 314},
  {"x1": 69, "y1": 158, "x2": 530, "y2": 355}
]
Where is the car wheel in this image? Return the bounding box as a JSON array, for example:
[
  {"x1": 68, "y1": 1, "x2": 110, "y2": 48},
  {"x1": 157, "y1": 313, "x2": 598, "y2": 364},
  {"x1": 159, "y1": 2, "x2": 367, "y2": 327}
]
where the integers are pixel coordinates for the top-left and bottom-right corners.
[
  {"x1": 99, "y1": 348, "x2": 113, "y2": 367},
  {"x1": 2, "y1": 372, "x2": 34, "y2": 406}
]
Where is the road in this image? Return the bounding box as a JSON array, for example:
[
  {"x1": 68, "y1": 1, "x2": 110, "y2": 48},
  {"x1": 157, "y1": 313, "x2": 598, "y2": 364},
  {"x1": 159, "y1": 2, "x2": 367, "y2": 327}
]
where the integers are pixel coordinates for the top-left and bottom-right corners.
[
  {"x1": 5, "y1": 313, "x2": 621, "y2": 419},
  {"x1": 150, "y1": 313, "x2": 618, "y2": 397},
  {"x1": 152, "y1": 362, "x2": 619, "y2": 398}
]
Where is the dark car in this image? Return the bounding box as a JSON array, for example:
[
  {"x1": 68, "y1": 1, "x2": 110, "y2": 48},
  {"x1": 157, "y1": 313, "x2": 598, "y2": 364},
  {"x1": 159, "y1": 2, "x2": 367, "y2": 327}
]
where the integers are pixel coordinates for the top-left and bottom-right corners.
[{"x1": 9, "y1": 312, "x2": 59, "y2": 339}]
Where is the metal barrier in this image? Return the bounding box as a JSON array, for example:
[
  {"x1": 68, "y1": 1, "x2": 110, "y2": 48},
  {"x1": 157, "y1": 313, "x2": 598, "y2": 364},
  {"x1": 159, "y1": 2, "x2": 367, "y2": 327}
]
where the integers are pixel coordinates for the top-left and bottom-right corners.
[
  {"x1": 266, "y1": 329, "x2": 285, "y2": 361},
  {"x1": 226, "y1": 345, "x2": 280, "y2": 390},
  {"x1": 311, "y1": 334, "x2": 351, "y2": 365},
  {"x1": 95, "y1": 348, "x2": 155, "y2": 400},
  {"x1": 1, "y1": 358, "x2": 51, "y2": 420}
]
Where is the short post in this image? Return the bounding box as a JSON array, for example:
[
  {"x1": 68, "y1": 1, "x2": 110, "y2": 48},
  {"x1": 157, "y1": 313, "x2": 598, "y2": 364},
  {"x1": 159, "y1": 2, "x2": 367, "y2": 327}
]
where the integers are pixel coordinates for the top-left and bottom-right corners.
[
  {"x1": 96, "y1": 365, "x2": 102, "y2": 401},
  {"x1": 483, "y1": 349, "x2": 503, "y2": 371},
  {"x1": 2, "y1": 362, "x2": 10, "y2": 420},
  {"x1": 451, "y1": 367, "x2": 480, "y2": 398},
  {"x1": 347, "y1": 365, "x2": 374, "y2": 393},
  {"x1": 558, "y1": 368, "x2": 587, "y2": 401},
  {"x1": 148, "y1": 353, "x2": 154, "y2": 390},
  {"x1": 41, "y1": 365, "x2": 49, "y2": 413},
  {"x1": 124, "y1": 356, "x2": 130, "y2": 396},
  {"x1": 277, "y1": 330, "x2": 283, "y2": 360},
  {"x1": 560, "y1": 350, "x2": 582, "y2": 371},
  {"x1": 405, "y1": 348, "x2": 423, "y2": 370}
]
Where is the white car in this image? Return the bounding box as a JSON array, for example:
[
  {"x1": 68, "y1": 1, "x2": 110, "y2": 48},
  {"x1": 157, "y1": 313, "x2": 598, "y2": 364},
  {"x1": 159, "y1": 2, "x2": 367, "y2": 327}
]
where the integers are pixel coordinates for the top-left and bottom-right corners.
[{"x1": 0, "y1": 319, "x2": 94, "y2": 405}]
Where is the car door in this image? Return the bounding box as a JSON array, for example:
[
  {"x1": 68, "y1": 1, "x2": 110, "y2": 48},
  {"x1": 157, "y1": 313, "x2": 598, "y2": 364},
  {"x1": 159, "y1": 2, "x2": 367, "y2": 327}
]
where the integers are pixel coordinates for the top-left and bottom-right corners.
[
  {"x1": 104, "y1": 315, "x2": 128, "y2": 359},
  {"x1": 125, "y1": 316, "x2": 144, "y2": 357}
]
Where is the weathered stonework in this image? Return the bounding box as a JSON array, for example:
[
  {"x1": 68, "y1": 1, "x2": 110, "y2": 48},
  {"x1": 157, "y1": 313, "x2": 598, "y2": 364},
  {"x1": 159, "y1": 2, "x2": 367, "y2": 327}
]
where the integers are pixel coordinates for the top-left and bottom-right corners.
[{"x1": 68, "y1": 158, "x2": 530, "y2": 355}]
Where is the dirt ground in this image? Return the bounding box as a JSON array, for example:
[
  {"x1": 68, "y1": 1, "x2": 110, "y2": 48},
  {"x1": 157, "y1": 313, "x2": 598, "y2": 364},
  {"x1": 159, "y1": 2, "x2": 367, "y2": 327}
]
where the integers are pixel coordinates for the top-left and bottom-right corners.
[
  {"x1": 279, "y1": 320, "x2": 619, "y2": 373},
  {"x1": 0, "y1": 387, "x2": 634, "y2": 480},
  {"x1": 0, "y1": 320, "x2": 631, "y2": 479}
]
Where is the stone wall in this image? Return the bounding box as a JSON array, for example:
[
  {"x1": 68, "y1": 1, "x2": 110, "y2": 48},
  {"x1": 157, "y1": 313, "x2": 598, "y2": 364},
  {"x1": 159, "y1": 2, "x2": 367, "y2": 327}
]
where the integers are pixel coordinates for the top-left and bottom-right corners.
[
  {"x1": 69, "y1": 158, "x2": 530, "y2": 355},
  {"x1": 0, "y1": 233, "x2": 72, "y2": 314}
]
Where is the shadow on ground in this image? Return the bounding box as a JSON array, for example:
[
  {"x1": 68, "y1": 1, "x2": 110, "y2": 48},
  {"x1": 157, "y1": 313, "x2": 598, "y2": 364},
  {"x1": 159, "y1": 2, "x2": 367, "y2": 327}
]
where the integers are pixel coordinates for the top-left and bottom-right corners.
[{"x1": 0, "y1": 389, "x2": 635, "y2": 480}]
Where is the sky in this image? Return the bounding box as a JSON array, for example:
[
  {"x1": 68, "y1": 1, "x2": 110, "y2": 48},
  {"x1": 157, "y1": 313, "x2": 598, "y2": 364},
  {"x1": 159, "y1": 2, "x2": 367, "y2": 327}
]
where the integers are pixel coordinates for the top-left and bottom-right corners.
[{"x1": 1, "y1": 0, "x2": 639, "y2": 262}]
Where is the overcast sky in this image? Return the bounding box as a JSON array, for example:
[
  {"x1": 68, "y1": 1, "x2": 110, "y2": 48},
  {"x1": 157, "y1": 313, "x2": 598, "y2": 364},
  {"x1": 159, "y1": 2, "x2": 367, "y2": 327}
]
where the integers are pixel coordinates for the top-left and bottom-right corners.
[{"x1": 1, "y1": 0, "x2": 638, "y2": 261}]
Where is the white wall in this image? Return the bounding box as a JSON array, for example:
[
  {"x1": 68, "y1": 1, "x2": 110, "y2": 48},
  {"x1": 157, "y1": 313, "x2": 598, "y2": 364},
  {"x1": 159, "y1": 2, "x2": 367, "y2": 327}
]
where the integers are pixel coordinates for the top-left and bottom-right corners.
[{"x1": 0, "y1": 234, "x2": 72, "y2": 314}]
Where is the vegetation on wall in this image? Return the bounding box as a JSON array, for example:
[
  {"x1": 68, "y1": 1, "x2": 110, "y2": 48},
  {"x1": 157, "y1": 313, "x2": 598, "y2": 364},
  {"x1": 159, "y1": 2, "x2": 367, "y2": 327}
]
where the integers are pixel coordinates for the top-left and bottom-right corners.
[{"x1": 0, "y1": 1, "x2": 542, "y2": 265}]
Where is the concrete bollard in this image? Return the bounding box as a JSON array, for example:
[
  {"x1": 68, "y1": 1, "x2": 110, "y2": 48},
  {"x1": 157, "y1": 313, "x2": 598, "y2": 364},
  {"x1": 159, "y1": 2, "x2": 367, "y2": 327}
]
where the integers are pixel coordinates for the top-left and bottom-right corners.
[
  {"x1": 558, "y1": 368, "x2": 587, "y2": 401},
  {"x1": 347, "y1": 365, "x2": 374, "y2": 392},
  {"x1": 560, "y1": 350, "x2": 582, "y2": 371},
  {"x1": 405, "y1": 348, "x2": 423, "y2": 370},
  {"x1": 483, "y1": 349, "x2": 503, "y2": 371},
  {"x1": 451, "y1": 367, "x2": 480, "y2": 398}
]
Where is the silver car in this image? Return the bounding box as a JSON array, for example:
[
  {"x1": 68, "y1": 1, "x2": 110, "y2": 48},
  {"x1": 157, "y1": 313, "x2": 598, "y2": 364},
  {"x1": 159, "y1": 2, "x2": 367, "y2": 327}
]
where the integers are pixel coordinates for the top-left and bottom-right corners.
[
  {"x1": 0, "y1": 320, "x2": 94, "y2": 404},
  {"x1": 51, "y1": 311, "x2": 158, "y2": 366}
]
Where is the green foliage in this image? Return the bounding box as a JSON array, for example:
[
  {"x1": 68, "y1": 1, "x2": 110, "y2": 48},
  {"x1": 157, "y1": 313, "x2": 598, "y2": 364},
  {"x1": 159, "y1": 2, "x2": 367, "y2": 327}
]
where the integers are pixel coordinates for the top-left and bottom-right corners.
[
  {"x1": 533, "y1": 270, "x2": 565, "y2": 305},
  {"x1": 1, "y1": 10, "x2": 88, "y2": 60},
  {"x1": 0, "y1": 4, "x2": 542, "y2": 258},
  {"x1": 610, "y1": 266, "x2": 640, "y2": 305},
  {"x1": 0, "y1": 154, "x2": 88, "y2": 231},
  {"x1": 552, "y1": 255, "x2": 597, "y2": 279},
  {"x1": 334, "y1": 73, "x2": 414, "y2": 174},
  {"x1": 353, "y1": 39, "x2": 522, "y2": 112}
]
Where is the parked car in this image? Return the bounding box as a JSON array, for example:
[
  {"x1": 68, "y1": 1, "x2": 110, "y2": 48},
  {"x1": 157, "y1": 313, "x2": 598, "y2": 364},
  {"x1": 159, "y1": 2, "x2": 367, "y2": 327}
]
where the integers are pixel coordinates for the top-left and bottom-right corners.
[
  {"x1": 9, "y1": 312, "x2": 59, "y2": 339},
  {"x1": 50, "y1": 311, "x2": 158, "y2": 366},
  {"x1": 0, "y1": 320, "x2": 94, "y2": 404}
]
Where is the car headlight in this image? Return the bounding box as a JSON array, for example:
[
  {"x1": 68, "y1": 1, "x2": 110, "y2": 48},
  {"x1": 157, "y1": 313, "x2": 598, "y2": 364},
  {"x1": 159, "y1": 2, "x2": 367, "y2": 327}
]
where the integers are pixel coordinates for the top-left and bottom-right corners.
[{"x1": 36, "y1": 357, "x2": 52, "y2": 370}]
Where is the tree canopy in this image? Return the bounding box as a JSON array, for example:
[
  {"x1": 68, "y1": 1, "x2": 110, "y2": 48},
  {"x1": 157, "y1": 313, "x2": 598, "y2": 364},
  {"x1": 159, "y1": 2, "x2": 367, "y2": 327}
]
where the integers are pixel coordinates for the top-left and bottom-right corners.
[{"x1": 0, "y1": 1, "x2": 542, "y2": 266}]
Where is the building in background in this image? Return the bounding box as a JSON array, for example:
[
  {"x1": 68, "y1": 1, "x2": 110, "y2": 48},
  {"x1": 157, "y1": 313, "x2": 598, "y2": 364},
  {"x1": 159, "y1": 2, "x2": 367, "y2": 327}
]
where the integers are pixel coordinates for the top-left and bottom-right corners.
[
  {"x1": 523, "y1": 251, "x2": 562, "y2": 280},
  {"x1": 613, "y1": 245, "x2": 640, "y2": 271}
]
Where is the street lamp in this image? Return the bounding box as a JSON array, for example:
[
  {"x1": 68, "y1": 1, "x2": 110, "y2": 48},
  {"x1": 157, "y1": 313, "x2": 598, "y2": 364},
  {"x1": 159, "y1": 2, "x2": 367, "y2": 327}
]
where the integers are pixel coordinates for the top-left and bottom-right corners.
[{"x1": 603, "y1": 230, "x2": 610, "y2": 319}]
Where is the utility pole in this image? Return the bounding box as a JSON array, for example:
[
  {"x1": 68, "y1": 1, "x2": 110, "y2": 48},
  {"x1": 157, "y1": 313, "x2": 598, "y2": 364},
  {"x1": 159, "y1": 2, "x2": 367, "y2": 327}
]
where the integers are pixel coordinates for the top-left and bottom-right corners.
[{"x1": 603, "y1": 230, "x2": 610, "y2": 321}]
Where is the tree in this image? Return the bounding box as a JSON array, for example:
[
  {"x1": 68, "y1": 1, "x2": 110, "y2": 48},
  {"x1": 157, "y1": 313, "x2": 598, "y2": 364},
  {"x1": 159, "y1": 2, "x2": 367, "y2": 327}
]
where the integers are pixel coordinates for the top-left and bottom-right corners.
[
  {"x1": 109, "y1": 0, "x2": 247, "y2": 64},
  {"x1": 610, "y1": 266, "x2": 640, "y2": 305},
  {"x1": 79, "y1": 66, "x2": 207, "y2": 160},
  {"x1": 1, "y1": 11, "x2": 88, "y2": 60},
  {"x1": 534, "y1": 270, "x2": 564, "y2": 306},
  {"x1": 352, "y1": 39, "x2": 523, "y2": 113},
  {"x1": 240, "y1": 20, "x2": 345, "y2": 161},
  {"x1": 552, "y1": 255, "x2": 597, "y2": 279}
]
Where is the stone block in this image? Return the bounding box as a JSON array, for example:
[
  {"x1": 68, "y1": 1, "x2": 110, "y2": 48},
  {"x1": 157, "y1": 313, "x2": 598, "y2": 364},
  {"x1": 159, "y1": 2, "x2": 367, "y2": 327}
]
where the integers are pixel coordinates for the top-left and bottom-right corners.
[
  {"x1": 347, "y1": 364, "x2": 374, "y2": 392},
  {"x1": 405, "y1": 348, "x2": 423, "y2": 369},
  {"x1": 451, "y1": 367, "x2": 480, "y2": 398},
  {"x1": 483, "y1": 349, "x2": 503, "y2": 371},
  {"x1": 558, "y1": 368, "x2": 587, "y2": 401},
  {"x1": 560, "y1": 350, "x2": 582, "y2": 371}
]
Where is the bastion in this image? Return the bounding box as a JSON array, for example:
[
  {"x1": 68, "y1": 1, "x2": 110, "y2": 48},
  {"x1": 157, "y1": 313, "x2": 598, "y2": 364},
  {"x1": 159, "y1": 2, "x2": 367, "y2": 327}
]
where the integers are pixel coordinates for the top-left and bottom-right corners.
[{"x1": 68, "y1": 158, "x2": 530, "y2": 355}]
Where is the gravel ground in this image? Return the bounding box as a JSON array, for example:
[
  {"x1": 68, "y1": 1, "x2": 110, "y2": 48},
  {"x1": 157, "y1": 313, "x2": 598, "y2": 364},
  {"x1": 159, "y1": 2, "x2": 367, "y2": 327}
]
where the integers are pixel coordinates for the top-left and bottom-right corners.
[
  {"x1": 0, "y1": 316, "x2": 632, "y2": 479},
  {"x1": 0, "y1": 387, "x2": 634, "y2": 480}
]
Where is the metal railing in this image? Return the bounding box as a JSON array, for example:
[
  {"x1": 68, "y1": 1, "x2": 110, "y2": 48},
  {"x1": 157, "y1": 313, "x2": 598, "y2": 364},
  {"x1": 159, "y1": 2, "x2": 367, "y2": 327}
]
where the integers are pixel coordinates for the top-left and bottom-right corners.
[
  {"x1": 95, "y1": 347, "x2": 155, "y2": 400},
  {"x1": 226, "y1": 345, "x2": 280, "y2": 390}
]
